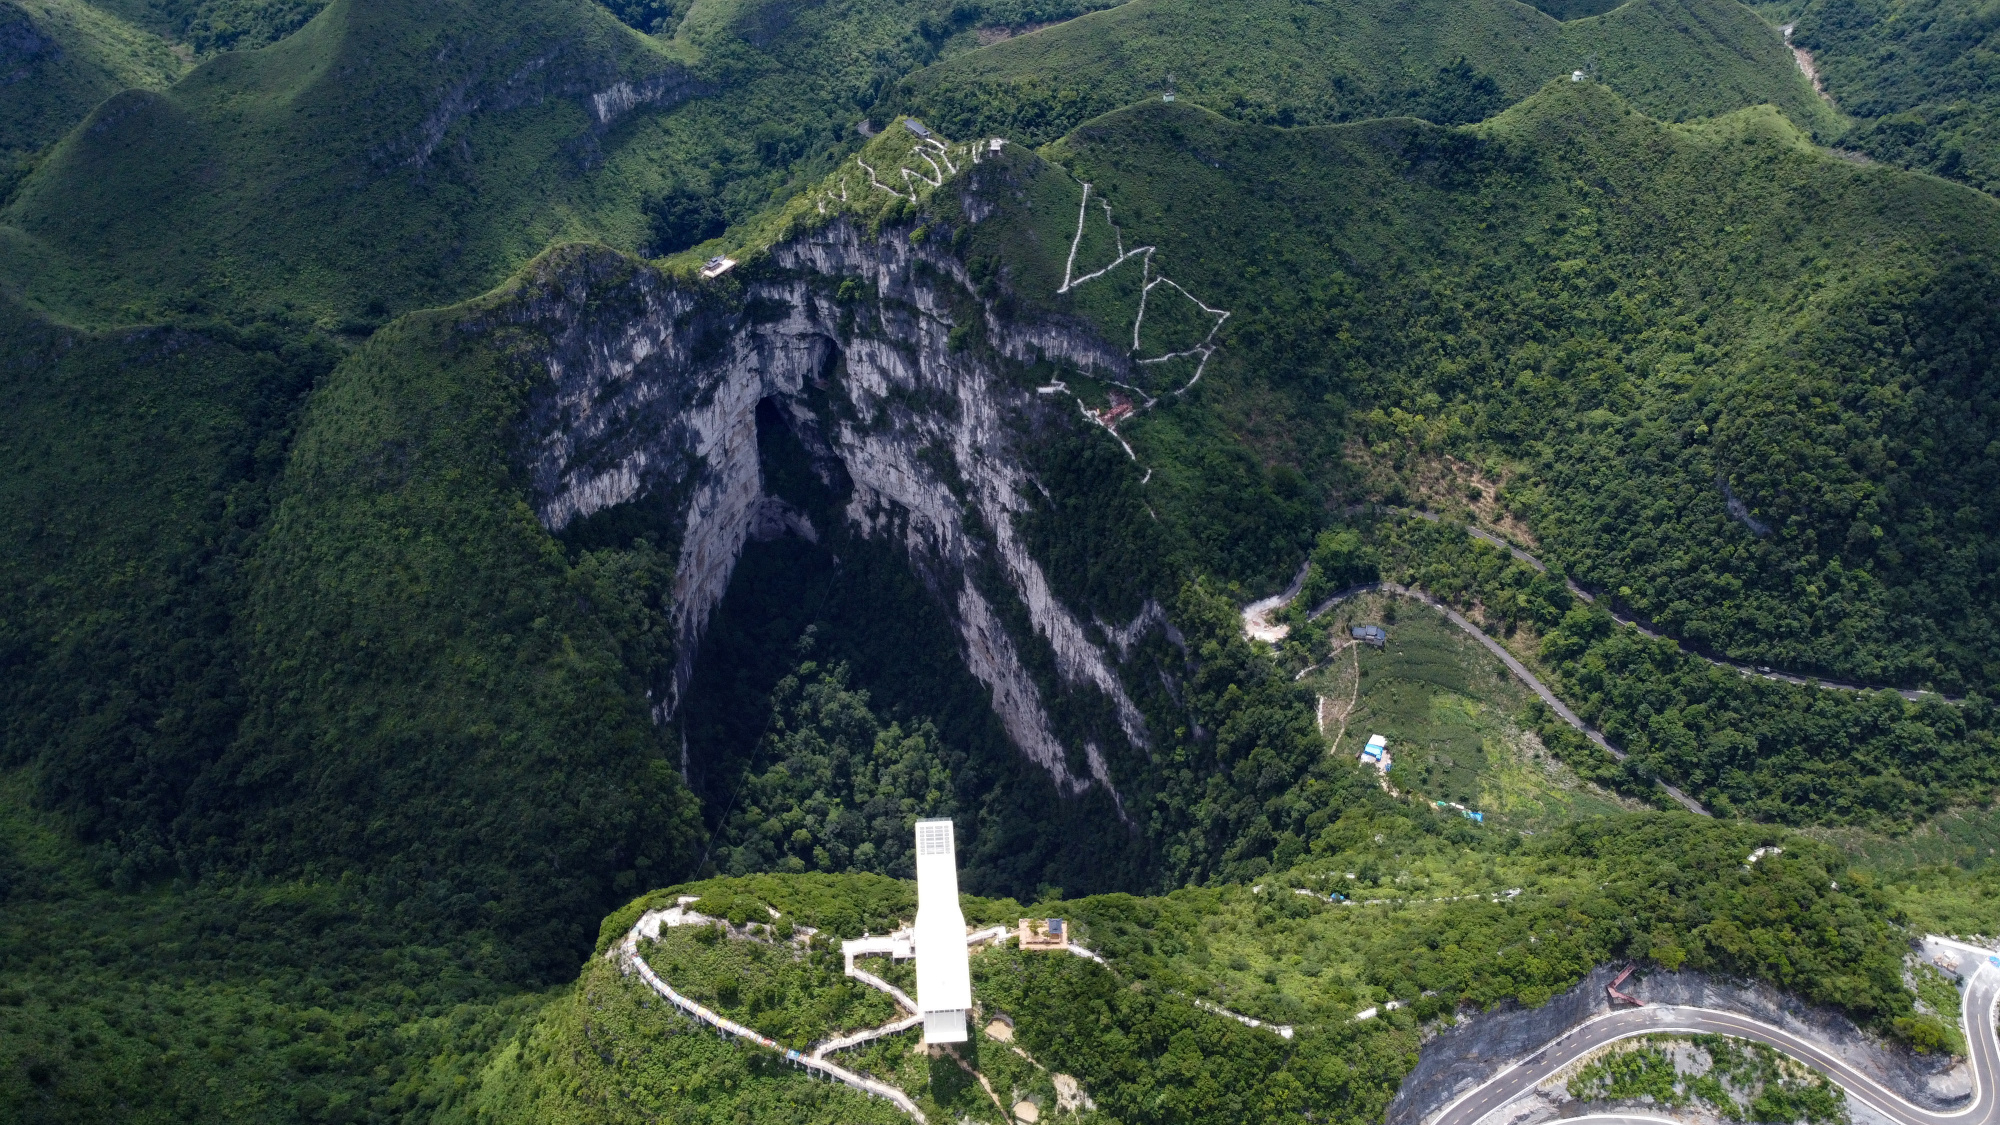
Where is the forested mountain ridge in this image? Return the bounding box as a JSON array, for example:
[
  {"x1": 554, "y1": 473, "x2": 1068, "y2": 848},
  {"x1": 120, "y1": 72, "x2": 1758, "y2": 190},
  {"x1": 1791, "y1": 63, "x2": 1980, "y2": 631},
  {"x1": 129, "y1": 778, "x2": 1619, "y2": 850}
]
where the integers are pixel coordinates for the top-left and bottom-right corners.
[
  {"x1": 5, "y1": 0, "x2": 2000, "y2": 1120},
  {"x1": 945, "y1": 86, "x2": 2000, "y2": 695},
  {"x1": 1789, "y1": 0, "x2": 2000, "y2": 195},
  {"x1": 0, "y1": 0, "x2": 1123, "y2": 329},
  {"x1": 890, "y1": 0, "x2": 1840, "y2": 144},
  {"x1": 0, "y1": 0, "x2": 185, "y2": 171},
  {"x1": 0, "y1": 0, "x2": 353, "y2": 185}
]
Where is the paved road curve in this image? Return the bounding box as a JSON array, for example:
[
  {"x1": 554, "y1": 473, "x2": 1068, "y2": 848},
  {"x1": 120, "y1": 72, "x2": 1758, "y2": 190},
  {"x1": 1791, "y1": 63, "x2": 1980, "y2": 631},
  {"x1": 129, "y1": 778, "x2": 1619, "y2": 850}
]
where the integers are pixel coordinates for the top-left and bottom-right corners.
[{"x1": 1432, "y1": 938, "x2": 2000, "y2": 1125}]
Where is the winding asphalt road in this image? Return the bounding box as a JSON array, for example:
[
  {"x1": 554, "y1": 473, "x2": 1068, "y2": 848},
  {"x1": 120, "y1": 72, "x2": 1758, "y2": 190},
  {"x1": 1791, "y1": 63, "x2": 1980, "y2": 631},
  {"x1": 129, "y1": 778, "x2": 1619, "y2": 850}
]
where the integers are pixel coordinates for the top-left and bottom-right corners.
[{"x1": 1432, "y1": 938, "x2": 2000, "y2": 1125}]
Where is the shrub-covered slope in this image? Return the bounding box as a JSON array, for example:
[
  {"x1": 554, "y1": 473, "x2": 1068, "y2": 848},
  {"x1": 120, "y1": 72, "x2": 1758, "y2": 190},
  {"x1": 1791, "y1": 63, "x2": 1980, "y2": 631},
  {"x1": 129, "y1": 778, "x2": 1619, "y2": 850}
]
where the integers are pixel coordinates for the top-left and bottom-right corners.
[
  {"x1": 891, "y1": 0, "x2": 1838, "y2": 144},
  {"x1": 0, "y1": 775, "x2": 550, "y2": 1125},
  {"x1": 0, "y1": 0, "x2": 185, "y2": 167},
  {"x1": 942, "y1": 86, "x2": 2000, "y2": 694},
  {"x1": 90, "y1": 0, "x2": 329, "y2": 56},
  {"x1": 457, "y1": 817, "x2": 1937, "y2": 1125},
  {"x1": 1792, "y1": 0, "x2": 2000, "y2": 195},
  {"x1": 0, "y1": 0, "x2": 1119, "y2": 329}
]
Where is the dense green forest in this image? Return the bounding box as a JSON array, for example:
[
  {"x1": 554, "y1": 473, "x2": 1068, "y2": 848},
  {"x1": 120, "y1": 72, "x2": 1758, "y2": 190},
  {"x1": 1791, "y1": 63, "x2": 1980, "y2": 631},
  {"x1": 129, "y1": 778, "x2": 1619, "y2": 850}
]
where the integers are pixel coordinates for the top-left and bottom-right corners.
[
  {"x1": 1791, "y1": 0, "x2": 2000, "y2": 195},
  {"x1": 8, "y1": 0, "x2": 2000, "y2": 1119},
  {"x1": 941, "y1": 88, "x2": 2000, "y2": 695},
  {"x1": 0, "y1": 770, "x2": 550, "y2": 1122},
  {"x1": 890, "y1": 0, "x2": 1837, "y2": 144},
  {"x1": 446, "y1": 808, "x2": 1965, "y2": 1123}
]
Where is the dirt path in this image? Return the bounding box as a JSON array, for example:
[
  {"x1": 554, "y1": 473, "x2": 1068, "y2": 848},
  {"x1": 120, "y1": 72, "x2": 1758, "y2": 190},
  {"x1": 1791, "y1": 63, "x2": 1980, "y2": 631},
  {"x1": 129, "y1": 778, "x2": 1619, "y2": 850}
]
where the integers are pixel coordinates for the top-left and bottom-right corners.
[
  {"x1": 1402, "y1": 511, "x2": 1957, "y2": 704},
  {"x1": 1783, "y1": 24, "x2": 1834, "y2": 104},
  {"x1": 613, "y1": 904, "x2": 929, "y2": 1121},
  {"x1": 1260, "y1": 575, "x2": 1711, "y2": 816},
  {"x1": 1317, "y1": 640, "x2": 1362, "y2": 759},
  {"x1": 1242, "y1": 560, "x2": 1310, "y2": 643}
]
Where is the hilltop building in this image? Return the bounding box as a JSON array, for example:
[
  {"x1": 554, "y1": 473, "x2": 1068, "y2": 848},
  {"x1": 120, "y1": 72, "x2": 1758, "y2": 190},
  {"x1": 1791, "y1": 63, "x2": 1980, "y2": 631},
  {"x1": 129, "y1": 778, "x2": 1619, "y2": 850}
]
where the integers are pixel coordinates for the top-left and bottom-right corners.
[
  {"x1": 914, "y1": 818, "x2": 972, "y2": 1043},
  {"x1": 1352, "y1": 624, "x2": 1387, "y2": 648},
  {"x1": 1360, "y1": 733, "x2": 1391, "y2": 774},
  {"x1": 1019, "y1": 917, "x2": 1069, "y2": 951}
]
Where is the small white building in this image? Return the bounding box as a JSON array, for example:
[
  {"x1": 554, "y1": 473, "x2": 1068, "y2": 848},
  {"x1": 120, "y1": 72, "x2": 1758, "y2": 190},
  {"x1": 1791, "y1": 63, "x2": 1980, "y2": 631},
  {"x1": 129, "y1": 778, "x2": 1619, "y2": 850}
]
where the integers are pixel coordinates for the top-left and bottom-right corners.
[{"x1": 913, "y1": 818, "x2": 972, "y2": 1044}]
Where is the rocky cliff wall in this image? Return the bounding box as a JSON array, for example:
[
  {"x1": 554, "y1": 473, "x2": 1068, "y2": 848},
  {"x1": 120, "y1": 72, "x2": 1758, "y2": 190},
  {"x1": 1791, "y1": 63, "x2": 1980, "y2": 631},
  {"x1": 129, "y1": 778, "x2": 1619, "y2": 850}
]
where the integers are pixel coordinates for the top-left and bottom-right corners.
[{"x1": 505, "y1": 222, "x2": 1155, "y2": 808}]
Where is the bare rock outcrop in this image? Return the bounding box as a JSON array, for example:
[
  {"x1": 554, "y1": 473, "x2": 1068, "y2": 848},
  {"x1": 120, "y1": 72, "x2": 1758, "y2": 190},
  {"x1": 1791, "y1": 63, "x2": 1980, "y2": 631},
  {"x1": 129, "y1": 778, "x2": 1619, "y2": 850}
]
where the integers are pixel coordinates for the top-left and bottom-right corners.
[{"x1": 500, "y1": 221, "x2": 1159, "y2": 806}]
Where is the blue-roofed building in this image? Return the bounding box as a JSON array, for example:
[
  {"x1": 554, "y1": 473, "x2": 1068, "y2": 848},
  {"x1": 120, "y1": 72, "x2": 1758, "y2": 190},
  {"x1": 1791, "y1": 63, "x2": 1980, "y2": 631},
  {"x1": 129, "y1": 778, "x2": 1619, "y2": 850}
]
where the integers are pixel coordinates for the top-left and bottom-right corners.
[
  {"x1": 1352, "y1": 624, "x2": 1387, "y2": 648},
  {"x1": 1020, "y1": 917, "x2": 1069, "y2": 951},
  {"x1": 1359, "y1": 734, "x2": 1390, "y2": 774}
]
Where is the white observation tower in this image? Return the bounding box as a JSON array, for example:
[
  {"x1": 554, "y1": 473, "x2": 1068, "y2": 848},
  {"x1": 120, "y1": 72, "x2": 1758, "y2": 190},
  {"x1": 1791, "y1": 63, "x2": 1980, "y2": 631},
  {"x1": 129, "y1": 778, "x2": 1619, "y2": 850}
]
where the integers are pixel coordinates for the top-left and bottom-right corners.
[{"x1": 913, "y1": 818, "x2": 971, "y2": 1043}]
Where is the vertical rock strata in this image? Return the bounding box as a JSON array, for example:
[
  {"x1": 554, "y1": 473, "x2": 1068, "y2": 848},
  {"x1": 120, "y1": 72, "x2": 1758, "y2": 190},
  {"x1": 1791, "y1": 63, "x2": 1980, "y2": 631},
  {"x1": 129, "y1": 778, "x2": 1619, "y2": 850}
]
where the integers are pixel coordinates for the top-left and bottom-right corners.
[{"x1": 508, "y1": 222, "x2": 1150, "y2": 806}]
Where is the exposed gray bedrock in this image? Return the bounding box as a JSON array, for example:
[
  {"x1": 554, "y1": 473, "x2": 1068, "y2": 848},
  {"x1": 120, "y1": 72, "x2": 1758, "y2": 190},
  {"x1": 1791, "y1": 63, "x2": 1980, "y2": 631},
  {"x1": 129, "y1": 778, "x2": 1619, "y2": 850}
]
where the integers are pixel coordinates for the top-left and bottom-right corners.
[{"x1": 509, "y1": 219, "x2": 1161, "y2": 807}]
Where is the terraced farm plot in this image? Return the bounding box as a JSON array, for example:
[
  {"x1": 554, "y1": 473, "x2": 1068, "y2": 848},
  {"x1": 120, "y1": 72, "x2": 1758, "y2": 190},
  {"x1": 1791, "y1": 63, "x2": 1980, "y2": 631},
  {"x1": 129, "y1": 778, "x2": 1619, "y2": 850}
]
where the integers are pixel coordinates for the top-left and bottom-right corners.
[{"x1": 1305, "y1": 593, "x2": 1630, "y2": 831}]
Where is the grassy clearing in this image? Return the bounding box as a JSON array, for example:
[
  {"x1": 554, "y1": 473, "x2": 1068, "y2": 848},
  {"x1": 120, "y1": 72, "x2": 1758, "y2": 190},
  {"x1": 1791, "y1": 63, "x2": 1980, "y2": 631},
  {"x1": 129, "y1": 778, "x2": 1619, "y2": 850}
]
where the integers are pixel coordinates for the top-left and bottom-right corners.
[
  {"x1": 1299, "y1": 592, "x2": 1632, "y2": 832},
  {"x1": 1812, "y1": 805, "x2": 2000, "y2": 873}
]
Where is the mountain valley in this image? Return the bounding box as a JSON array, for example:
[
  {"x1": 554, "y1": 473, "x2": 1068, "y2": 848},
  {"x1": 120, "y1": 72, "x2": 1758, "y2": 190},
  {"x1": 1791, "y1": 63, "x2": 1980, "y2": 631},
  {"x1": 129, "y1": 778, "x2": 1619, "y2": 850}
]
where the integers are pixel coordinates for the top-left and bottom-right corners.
[{"x1": 4, "y1": 0, "x2": 2000, "y2": 1121}]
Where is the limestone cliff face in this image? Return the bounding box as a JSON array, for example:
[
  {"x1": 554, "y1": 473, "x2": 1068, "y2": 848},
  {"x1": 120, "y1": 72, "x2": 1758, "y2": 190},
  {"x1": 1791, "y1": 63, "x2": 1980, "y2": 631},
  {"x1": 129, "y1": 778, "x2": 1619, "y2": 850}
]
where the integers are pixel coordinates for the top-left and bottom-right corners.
[{"x1": 506, "y1": 222, "x2": 1156, "y2": 807}]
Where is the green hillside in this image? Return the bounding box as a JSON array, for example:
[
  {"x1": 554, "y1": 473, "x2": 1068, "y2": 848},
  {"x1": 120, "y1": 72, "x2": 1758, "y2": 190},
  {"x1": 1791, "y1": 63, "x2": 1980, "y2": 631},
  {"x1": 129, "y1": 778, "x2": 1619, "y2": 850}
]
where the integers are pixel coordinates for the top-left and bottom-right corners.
[
  {"x1": 941, "y1": 86, "x2": 2000, "y2": 696},
  {"x1": 0, "y1": 0, "x2": 1120, "y2": 329},
  {"x1": 5, "y1": 0, "x2": 2000, "y2": 1118},
  {"x1": 453, "y1": 814, "x2": 1950, "y2": 1125},
  {"x1": 0, "y1": 0, "x2": 703, "y2": 328},
  {"x1": 900, "y1": 87, "x2": 2000, "y2": 820},
  {"x1": 0, "y1": 770, "x2": 553, "y2": 1124},
  {"x1": 891, "y1": 0, "x2": 1840, "y2": 144},
  {"x1": 1791, "y1": 0, "x2": 2000, "y2": 195},
  {"x1": 0, "y1": 0, "x2": 185, "y2": 168},
  {"x1": 0, "y1": 294, "x2": 337, "y2": 879},
  {"x1": 88, "y1": 0, "x2": 327, "y2": 56}
]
